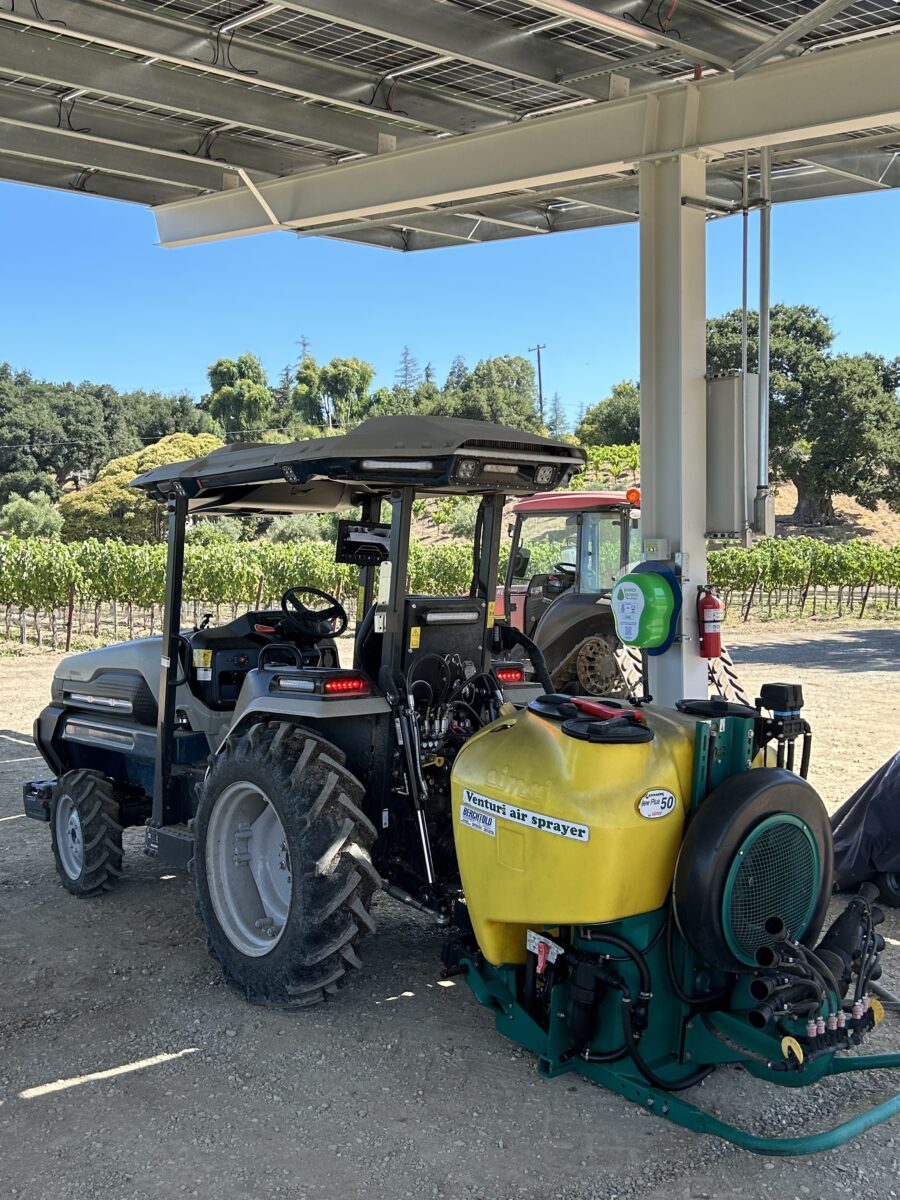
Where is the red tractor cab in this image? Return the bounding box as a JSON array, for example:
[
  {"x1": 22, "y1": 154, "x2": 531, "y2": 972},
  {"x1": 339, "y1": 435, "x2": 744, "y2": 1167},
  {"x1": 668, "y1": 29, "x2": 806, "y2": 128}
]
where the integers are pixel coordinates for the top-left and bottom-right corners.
[{"x1": 496, "y1": 490, "x2": 641, "y2": 694}]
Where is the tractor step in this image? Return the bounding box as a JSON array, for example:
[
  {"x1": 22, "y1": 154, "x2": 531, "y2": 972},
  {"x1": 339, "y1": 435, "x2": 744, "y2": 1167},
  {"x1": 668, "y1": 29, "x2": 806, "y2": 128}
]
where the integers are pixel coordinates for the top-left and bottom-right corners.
[
  {"x1": 144, "y1": 824, "x2": 194, "y2": 871},
  {"x1": 23, "y1": 779, "x2": 54, "y2": 821}
]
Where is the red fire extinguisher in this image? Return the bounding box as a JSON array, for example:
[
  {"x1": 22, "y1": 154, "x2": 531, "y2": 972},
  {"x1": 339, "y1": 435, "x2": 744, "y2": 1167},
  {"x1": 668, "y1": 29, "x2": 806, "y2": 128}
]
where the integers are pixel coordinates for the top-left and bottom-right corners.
[{"x1": 697, "y1": 586, "x2": 725, "y2": 659}]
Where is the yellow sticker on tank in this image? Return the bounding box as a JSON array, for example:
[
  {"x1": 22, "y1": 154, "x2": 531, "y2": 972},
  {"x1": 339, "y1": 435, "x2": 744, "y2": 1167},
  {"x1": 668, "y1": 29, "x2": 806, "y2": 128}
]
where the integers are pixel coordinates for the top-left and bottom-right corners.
[
  {"x1": 192, "y1": 649, "x2": 212, "y2": 669},
  {"x1": 486, "y1": 601, "x2": 495, "y2": 629},
  {"x1": 409, "y1": 626, "x2": 421, "y2": 650}
]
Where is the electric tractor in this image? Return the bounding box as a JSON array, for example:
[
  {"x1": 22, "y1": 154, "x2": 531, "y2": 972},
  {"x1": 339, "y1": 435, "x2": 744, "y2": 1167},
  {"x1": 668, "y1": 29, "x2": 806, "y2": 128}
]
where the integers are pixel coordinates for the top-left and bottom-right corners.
[{"x1": 23, "y1": 416, "x2": 900, "y2": 1154}]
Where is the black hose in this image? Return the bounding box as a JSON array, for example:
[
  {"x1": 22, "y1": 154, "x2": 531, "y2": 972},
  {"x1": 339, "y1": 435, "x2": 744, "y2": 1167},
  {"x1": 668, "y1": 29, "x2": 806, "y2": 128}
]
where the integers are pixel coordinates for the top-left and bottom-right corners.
[
  {"x1": 496, "y1": 625, "x2": 554, "y2": 694},
  {"x1": 582, "y1": 1042, "x2": 629, "y2": 1063},
  {"x1": 579, "y1": 920, "x2": 666, "y2": 960},
  {"x1": 799, "y1": 725, "x2": 812, "y2": 779},
  {"x1": 621, "y1": 1001, "x2": 714, "y2": 1092},
  {"x1": 577, "y1": 931, "x2": 651, "y2": 996}
]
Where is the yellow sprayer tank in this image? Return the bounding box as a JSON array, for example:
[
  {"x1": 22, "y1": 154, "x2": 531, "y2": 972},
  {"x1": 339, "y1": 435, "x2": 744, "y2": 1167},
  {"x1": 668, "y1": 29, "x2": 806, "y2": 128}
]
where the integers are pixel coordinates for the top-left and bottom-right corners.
[{"x1": 450, "y1": 703, "x2": 697, "y2": 965}]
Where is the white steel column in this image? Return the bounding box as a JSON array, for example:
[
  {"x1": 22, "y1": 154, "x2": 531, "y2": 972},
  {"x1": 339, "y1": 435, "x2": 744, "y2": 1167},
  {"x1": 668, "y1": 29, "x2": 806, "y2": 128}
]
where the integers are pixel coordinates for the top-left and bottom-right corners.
[{"x1": 639, "y1": 153, "x2": 709, "y2": 705}]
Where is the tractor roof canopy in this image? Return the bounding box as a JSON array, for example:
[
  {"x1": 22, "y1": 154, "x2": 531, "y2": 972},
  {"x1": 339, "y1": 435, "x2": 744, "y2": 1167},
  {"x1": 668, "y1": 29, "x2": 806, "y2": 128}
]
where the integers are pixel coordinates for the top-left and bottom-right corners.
[
  {"x1": 132, "y1": 416, "x2": 585, "y2": 515},
  {"x1": 511, "y1": 490, "x2": 638, "y2": 516}
]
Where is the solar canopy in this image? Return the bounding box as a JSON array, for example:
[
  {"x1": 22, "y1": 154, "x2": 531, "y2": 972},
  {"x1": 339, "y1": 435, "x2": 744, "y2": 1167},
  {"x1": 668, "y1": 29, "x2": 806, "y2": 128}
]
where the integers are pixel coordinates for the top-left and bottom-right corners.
[{"x1": 1, "y1": 0, "x2": 898, "y2": 250}]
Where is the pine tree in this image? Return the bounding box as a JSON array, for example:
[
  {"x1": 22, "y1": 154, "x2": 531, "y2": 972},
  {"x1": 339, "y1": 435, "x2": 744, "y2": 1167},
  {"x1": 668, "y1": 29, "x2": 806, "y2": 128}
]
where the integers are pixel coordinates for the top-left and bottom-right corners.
[
  {"x1": 396, "y1": 346, "x2": 422, "y2": 390},
  {"x1": 547, "y1": 392, "x2": 568, "y2": 438}
]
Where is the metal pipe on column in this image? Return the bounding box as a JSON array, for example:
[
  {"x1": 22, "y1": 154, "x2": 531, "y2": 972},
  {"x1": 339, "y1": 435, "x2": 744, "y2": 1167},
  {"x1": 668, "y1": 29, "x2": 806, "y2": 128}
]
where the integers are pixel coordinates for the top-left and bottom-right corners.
[
  {"x1": 754, "y1": 146, "x2": 775, "y2": 536},
  {"x1": 741, "y1": 150, "x2": 751, "y2": 537}
]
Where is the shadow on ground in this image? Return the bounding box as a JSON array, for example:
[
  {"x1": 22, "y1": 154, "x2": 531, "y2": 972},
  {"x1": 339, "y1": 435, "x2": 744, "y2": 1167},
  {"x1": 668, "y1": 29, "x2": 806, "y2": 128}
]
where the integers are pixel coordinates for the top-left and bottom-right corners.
[{"x1": 728, "y1": 628, "x2": 900, "y2": 672}]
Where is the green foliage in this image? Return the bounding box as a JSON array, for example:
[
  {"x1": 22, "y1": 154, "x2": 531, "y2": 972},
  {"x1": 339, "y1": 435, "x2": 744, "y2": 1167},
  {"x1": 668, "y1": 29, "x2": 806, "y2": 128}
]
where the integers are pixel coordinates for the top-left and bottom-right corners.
[
  {"x1": 58, "y1": 432, "x2": 223, "y2": 543},
  {"x1": 707, "y1": 537, "x2": 900, "y2": 598},
  {"x1": 1, "y1": 535, "x2": 899, "y2": 621},
  {"x1": 267, "y1": 513, "x2": 329, "y2": 543},
  {"x1": 437, "y1": 355, "x2": 541, "y2": 430},
  {"x1": 577, "y1": 381, "x2": 640, "y2": 446},
  {"x1": 546, "y1": 392, "x2": 568, "y2": 438},
  {"x1": 0, "y1": 491, "x2": 63, "y2": 539},
  {"x1": 206, "y1": 353, "x2": 274, "y2": 436},
  {"x1": 186, "y1": 517, "x2": 249, "y2": 545},
  {"x1": 706, "y1": 306, "x2": 900, "y2": 522},
  {"x1": 0, "y1": 362, "x2": 214, "y2": 498}
]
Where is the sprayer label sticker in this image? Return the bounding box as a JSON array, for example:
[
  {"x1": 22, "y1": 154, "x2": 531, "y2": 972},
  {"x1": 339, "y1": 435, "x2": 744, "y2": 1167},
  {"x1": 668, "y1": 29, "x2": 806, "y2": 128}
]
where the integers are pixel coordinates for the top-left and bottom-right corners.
[
  {"x1": 460, "y1": 804, "x2": 496, "y2": 837},
  {"x1": 637, "y1": 789, "x2": 677, "y2": 820},
  {"x1": 462, "y1": 788, "x2": 589, "y2": 843},
  {"x1": 526, "y1": 930, "x2": 564, "y2": 963}
]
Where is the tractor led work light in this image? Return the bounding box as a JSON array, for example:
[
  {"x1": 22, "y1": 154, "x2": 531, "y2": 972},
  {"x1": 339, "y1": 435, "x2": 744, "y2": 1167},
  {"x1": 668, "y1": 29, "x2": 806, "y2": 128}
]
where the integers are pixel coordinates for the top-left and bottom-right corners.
[
  {"x1": 274, "y1": 676, "x2": 315, "y2": 693},
  {"x1": 481, "y1": 463, "x2": 519, "y2": 475},
  {"x1": 420, "y1": 610, "x2": 481, "y2": 625},
  {"x1": 361, "y1": 459, "x2": 434, "y2": 472},
  {"x1": 534, "y1": 466, "x2": 556, "y2": 486},
  {"x1": 457, "y1": 459, "x2": 478, "y2": 479}
]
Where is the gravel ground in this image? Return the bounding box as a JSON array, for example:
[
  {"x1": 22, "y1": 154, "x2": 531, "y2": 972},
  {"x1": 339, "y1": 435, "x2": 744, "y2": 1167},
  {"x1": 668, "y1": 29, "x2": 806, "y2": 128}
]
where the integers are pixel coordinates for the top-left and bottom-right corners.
[{"x1": 2, "y1": 628, "x2": 900, "y2": 1200}]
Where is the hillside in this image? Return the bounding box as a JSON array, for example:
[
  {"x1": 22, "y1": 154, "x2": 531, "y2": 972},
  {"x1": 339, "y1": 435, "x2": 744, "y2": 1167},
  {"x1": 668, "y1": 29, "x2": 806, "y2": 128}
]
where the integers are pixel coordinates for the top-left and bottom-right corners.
[{"x1": 774, "y1": 484, "x2": 900, "y2": 545}]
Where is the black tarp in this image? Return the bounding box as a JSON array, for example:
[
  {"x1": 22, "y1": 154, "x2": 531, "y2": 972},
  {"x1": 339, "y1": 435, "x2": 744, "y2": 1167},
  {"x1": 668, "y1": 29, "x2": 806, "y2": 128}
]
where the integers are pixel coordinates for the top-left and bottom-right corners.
[{"x1": 831, "y1": 752, "x2": 900, "y2": 887}]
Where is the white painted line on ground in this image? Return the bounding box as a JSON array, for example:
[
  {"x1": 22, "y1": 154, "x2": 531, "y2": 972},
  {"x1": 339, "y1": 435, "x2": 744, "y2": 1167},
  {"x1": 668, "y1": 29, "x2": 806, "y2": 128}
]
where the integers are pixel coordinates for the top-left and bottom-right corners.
[
  {"x1": 0, "y1": 814, "x2": 26, "y2": 822},
  {"x1": 19, "y1": 1048, "x2": 200, "y2": 1099},
  {"x1": 0, "y1": 756, "x2": 42, "y2": 764}
]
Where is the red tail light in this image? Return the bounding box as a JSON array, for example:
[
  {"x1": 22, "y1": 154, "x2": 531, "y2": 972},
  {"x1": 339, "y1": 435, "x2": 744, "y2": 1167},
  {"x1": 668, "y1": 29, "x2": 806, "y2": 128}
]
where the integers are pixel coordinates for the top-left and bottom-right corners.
[
  {"x1": 495, "y1": 666, "x2": 525, "y2": 685},
  {"x1": 323, "y1": 674, "x2": 370, "y2": 695}
]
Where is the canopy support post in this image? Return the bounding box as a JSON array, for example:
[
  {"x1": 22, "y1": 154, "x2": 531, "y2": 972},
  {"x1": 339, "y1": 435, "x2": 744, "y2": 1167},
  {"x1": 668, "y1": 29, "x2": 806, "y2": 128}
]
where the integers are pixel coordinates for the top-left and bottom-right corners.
[{"x1": 639, "y1": 152, "x2": 709, "y2": 706}]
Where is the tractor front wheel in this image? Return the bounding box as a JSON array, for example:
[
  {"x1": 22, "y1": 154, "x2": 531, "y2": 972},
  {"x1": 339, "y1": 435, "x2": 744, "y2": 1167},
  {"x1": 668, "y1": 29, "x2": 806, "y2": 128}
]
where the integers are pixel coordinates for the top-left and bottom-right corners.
[
  {"x1": 50, "y1": 769, "x2": 124, "y2": 897},
  {"x1": 194, "y1": 722, "x2": 379, "y2": 1007}
]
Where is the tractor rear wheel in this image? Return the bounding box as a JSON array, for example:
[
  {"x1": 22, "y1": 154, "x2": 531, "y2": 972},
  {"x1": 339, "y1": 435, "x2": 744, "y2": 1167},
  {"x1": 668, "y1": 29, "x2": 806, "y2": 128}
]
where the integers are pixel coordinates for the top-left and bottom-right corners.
[
  {"x1": 50, "y1": 769, "x2": 124, "y2": 897},
  {"x1": 194, "y1": 722, "x2": 379, "y2": 1008}
]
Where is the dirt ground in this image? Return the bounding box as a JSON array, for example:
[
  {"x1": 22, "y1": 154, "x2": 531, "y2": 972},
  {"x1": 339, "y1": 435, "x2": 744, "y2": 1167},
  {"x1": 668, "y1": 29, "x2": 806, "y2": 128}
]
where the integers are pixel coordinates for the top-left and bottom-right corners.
[{"x1": 2, "y1": 627, "x2": 900, "y2": 1200}]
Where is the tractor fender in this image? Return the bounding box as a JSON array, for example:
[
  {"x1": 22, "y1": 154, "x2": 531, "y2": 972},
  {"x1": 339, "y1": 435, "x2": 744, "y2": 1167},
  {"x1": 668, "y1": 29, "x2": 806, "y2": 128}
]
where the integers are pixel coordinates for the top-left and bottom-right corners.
[
  {"x1": 532, "y1": 592, "x2": 617, "y2": 670},
  {"x1": 216, "y1": 670, "x2": 391, "y2": 773}
]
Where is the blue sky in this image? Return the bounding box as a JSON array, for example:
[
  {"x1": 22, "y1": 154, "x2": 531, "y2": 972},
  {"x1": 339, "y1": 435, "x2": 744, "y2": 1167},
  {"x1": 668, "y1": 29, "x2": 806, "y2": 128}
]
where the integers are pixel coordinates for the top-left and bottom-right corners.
[{"x1": 2, "y1": 179, "x2": 898, "y2": 424}]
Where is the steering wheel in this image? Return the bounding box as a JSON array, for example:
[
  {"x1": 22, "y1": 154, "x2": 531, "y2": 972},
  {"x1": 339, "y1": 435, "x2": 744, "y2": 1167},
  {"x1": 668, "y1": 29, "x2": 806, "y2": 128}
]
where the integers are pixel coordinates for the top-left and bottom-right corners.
[
  {"x1": 280, "y1": 586, "x2": 348, "y2": 641},
  {"x1": 554, "y1": 561, "x2": 577, "y2": 575}
]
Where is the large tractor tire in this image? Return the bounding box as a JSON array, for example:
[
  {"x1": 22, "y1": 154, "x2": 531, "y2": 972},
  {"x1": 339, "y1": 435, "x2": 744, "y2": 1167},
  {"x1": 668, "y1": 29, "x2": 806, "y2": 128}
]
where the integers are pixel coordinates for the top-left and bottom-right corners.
[
  {"x1": 50, "y1": 769, "x2": 124, "y2": 897},
  {"x1": 195, "y1": 722, "x2": 380, "y2": 1008}
]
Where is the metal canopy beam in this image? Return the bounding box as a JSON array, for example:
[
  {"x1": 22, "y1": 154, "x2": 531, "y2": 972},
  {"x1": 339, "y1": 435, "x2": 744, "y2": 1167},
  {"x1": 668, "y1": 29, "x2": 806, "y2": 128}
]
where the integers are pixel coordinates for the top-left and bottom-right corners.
[
  {"x1": 515, "y1": 0, "x2": 734, "y2": 69},
  {"x1": 0, "y1": 0, "x2": 514, "y2": 134},
  {"x1": 154, "y1": 37, "x2": 900, "y2": 246},
  {"x1": 733, "y1": 0, "x2": 861, "y2": 76},
  {"x1": 275, "y1": 0, "x2": 635, "y2": 99},
  {"x1": 0, "y1": 117, "x2": 227, "y2": 193},
  {"x1": 0, "y1": 27, "x2": 417, "y2": 156},
  {"x1": 0, "y1": 86, "x2": 320, "y2": 179}
]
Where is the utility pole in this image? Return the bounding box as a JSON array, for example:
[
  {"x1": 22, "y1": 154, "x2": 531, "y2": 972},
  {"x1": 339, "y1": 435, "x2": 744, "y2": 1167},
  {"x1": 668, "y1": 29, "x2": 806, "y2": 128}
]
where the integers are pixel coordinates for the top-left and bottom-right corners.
[{"x1": 528, "y1": 343, "x2": 546, "y2": 425}]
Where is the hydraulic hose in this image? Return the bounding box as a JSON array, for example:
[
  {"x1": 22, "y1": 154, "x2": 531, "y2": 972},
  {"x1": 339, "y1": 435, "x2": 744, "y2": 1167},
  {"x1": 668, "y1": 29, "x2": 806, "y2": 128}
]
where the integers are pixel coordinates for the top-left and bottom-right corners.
[
  {"x1": 495, "y1": 624, "x2": 554, "y2": 694},
  {"x1": 575, "y1": 931, "x2": 651, "y2": 998},
  {"x1": 621, "y1": 1000, "x2": 714, "y2": 1092}
]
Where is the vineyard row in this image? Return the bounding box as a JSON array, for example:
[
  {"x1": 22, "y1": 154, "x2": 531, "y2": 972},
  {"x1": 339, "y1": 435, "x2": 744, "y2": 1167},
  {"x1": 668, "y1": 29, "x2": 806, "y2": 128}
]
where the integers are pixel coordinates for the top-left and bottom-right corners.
[{"x1": 1, "y1": 535, "x2": 898, "y2": 647}]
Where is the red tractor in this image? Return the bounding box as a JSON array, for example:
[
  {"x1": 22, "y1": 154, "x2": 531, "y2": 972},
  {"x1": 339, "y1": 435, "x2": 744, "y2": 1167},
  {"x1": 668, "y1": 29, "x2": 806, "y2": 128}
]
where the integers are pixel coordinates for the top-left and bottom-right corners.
[{"x1": 497, "y1": 489, "x2": 746, "y2": 701}]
